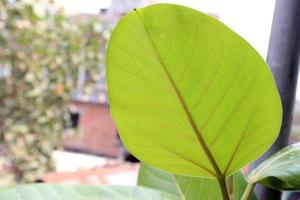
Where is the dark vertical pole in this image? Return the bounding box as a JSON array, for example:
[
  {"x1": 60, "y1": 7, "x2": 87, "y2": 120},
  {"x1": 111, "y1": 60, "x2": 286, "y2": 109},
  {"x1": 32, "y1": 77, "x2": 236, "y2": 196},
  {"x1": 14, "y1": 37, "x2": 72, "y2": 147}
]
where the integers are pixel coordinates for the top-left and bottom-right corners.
[{"x1": 251, "y1": 0, "x2": 300, "y2": 199}]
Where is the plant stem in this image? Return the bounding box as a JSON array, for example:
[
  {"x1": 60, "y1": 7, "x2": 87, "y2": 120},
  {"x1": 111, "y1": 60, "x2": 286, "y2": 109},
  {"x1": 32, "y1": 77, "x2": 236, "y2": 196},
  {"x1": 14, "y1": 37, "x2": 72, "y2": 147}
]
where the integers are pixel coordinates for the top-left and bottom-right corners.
[
  {"x1": 217, "y1": 176, "x2": 231, "y2": 200},
  {"x1": 226, "y1": 175, "x2": 233, "y2": 196},
  {"x1": 241, "y1": 182, "x2": 255, "y2": 200}
]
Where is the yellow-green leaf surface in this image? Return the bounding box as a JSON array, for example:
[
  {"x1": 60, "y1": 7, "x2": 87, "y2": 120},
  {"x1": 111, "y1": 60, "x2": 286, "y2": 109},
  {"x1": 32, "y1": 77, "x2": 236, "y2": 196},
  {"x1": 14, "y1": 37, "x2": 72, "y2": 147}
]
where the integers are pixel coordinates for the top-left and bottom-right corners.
[
  {"x1": 0, "y1": 184, "x2": 179, "y2": 200},
  {"x1": 137, "y1": 163, "x2": 257, "y2": 200},
  {"x1": 138, "y1": 163, "x2": 221, "y2": 199},
  {"x1": 107, "y1": 4, "x2": 282, "y2": 178}
]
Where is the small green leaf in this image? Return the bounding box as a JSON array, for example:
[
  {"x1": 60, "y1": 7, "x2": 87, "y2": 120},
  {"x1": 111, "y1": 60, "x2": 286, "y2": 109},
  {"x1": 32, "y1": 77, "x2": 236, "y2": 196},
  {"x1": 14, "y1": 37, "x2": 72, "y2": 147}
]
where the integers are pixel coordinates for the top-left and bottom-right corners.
[
  {"x1": 138, "y1": 163, "x2": 181, "y2": 197},
  {"x1": 0, "y1": 184, "x2": 179, "y2": 200},
  {"x1": 248, "y1": 143, "x2": 300, "y2": 190},
  {"x1": 138, "y1": 163, "x2": 221, "y2": 199},
  {"x1": 233, "y1": 172, "x2": 257, "y2": 200},
  {"x1": 107, "y1": 3, "x2": 282, "y2": 178},
  {"x1": 138, "y1": 163, "x2": 256, "y2": 200}
]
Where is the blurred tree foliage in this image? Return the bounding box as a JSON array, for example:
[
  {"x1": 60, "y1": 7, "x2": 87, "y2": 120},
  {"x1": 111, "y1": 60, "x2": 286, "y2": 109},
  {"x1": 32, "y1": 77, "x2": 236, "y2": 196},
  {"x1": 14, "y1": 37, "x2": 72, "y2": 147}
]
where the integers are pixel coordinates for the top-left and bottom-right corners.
[{"x1": 0, "y1": 0, "x2": 109, "y2": 184}]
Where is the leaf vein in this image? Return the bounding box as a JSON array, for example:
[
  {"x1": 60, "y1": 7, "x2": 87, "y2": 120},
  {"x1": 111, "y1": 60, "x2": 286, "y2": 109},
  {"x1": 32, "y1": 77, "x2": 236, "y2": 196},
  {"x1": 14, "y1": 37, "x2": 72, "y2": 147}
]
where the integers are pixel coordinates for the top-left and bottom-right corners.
[
  {"x1": 223, "y1": 93, "x2": 266, "y2": 174},
  {"x1": 162, "y1": 7, "x2": 173, "y2": 61},
  {"x1": 190, "y1": 20, "x2": 224, "y2": 110},
  {"x1": 175, "y1": 12, "x2": 198, "y2": 84},
  {"x1": 197, "y1": 47, "x2": 247, "y2": 130},
  {"x1": 208, "y1": 63, "x2": 262, "y2": 148}
]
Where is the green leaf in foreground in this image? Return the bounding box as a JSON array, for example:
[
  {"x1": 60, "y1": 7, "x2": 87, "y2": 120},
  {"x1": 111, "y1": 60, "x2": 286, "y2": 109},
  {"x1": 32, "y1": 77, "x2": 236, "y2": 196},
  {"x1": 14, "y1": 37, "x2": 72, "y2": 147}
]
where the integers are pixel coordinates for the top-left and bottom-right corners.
[
  {"x1": 0, "y1": 184, "x2": 179, "y2": 200},
  {"x1": 138, "y1": 163, "x2": 182, "y2": 197},
  {"x1": 233, "y1": 171, "x2": 257, "y2": 200},
  {"x1": 138, "y1": 163, "x2": 256, "y2": 200},
  {"x1": 248, "y1": 143, "x2": 300, "y2": 190},
  {"x1": 107, "y1": 3, "x2": 282, "y2": 179}
]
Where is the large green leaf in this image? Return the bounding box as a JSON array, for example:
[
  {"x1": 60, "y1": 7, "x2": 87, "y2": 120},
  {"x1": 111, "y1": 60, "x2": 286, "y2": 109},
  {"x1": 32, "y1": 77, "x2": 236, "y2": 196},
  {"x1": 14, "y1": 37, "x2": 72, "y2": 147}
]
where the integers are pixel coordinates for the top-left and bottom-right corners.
[
  {"x1": 248, "y1": 143, "x2": 300, "y2": 190},
  {"x1": 138, "y1": 163, "x2": 257, "y2": 200},
  {"x1": 0, "y1": 184, "x2": 179, "y2": 200},
  {"x1": 107, "y1": 3, "x2": 282, "y2": 178}
]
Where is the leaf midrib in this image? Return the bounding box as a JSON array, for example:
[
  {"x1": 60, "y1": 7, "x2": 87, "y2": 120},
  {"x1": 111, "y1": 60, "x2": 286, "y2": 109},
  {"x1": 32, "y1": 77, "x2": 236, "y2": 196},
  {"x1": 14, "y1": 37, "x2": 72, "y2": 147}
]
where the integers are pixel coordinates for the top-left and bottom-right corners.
[{"x1": 134, "y1": 9, "x2": 222, "y2": 178}]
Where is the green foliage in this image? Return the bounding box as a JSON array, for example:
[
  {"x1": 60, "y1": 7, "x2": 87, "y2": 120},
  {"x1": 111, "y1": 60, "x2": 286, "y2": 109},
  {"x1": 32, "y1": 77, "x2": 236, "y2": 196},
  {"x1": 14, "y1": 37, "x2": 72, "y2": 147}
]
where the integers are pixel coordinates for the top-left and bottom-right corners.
[
  {"x1": 0, "y1": 184, "x2": 179, "y2": 200},
  {"x1": 138, "y1": 163, "x2": 257, "y2": 200},
  {"x1": 107, "y1": 3, "x2": 281, "y2": 179},
  {"x1": 0, "y1": 0, "x2": 107, "y2": 183},
  {"x1": 248, "y1": 142, "x2": 300, "y2": 190}
]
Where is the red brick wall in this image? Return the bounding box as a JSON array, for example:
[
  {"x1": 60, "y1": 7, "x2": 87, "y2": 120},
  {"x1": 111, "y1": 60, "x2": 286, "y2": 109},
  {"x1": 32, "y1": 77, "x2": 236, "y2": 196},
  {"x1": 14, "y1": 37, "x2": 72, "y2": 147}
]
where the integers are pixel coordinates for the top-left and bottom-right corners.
[{"x1": 63, "y1": 101, "x2": 120, "y2": 157}]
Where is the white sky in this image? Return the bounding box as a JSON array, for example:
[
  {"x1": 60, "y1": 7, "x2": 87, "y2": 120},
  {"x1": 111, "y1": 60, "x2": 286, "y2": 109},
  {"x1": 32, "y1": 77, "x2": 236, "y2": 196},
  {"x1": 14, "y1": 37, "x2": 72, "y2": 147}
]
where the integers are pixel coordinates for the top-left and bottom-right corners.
[
  {"x1": 56, "y1": 0, "x2": 275, "y2": 57},
  {"x1": 55, "y1": 0, "x2": 300, "y2": 100},
  {"x1": 55, "y1": 0, "x2": 111, "y2": 14},
  {"x1": 157, "y1": 0, "x2": 276, "y2": 58}
]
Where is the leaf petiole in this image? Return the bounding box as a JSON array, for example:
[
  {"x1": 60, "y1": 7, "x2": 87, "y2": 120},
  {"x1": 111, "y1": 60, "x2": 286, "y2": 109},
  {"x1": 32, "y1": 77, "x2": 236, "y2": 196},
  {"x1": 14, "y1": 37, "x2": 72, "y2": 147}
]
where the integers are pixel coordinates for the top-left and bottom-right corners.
[
  {"x1": 240, "y1": 182, "x2": 255, "y2": 200},
  {"x1": 217, "y1": 176, "x2": 231, "y2": 200}
]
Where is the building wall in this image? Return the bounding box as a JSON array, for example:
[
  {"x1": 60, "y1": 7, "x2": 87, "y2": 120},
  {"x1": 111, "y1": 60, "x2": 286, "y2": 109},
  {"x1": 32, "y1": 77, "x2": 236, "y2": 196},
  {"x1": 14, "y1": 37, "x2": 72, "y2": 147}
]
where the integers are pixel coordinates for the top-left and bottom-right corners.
[{"x1": 63, "y1": 101, "x2": 120, "y2": 157}]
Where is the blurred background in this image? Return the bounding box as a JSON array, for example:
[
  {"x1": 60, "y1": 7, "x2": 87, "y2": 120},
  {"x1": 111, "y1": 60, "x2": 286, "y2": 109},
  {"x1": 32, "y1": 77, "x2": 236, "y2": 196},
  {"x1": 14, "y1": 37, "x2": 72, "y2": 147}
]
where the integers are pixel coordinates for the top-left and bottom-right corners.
[{"x1": 0, "y1": 0, "x2": 299, "y2": 187}]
